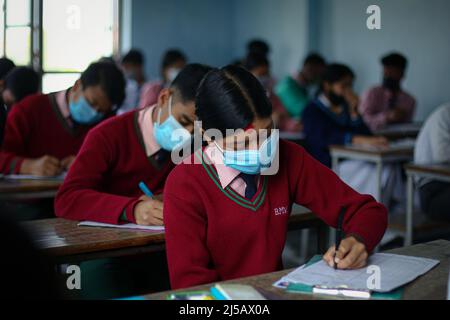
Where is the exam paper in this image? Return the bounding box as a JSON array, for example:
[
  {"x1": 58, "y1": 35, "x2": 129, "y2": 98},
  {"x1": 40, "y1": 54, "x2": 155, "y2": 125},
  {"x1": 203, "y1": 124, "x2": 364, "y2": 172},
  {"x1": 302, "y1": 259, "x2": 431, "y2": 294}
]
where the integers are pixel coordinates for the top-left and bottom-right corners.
[
  {"x1": 78, "y1": 221, "x2": 165, "y2": 232},
  {"x1": 279, "y1": 253, "x2": 439, "y2": 293}
]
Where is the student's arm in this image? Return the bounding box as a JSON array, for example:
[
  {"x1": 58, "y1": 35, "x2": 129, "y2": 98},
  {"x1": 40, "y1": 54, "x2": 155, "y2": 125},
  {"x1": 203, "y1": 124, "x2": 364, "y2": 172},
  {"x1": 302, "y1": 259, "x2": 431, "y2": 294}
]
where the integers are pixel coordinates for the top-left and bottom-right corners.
[
  {"x1": 0, "y1": 104, "x2": 31, "y2": 174},
  {"x1": 164, "y1": 170, "x2": 221, "y2": 289},
  {"x1": 303, "y1": 106, "x2": 352, "y2": 148},
  {"x1": 288, "y1": 143, "x2": 388, "y2": 253},
  {"x1": 359, "y1": 89, "x2": 388, "y2": 131},
  {"x1": 54, "y1": 128, "x2": 141, "y2": 224}
]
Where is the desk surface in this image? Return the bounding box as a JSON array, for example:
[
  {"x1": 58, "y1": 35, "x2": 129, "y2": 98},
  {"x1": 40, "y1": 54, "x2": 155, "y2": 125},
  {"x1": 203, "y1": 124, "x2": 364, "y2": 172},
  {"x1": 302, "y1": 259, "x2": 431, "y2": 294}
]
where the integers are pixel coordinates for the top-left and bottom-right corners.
[
  {"x1": 376, "y1": 123, "x2": 422, "y2": 140},
  {"x1": 22, "y1": 218, "x2": 166, "y2": 259},
  {"x1": 330, "y1": 144, "x2": 414, "y2": 157},
  {"x1": 23, "y1": 211, "x2": 320, "y2": 262},
  {"x1": 0, "y1": 178, "x2": 62, "y2": 194},
  {"x1": 146, "y1": 239, "x2": 450, "y2": 300},
  {"x1": 405, "y1": 163, "x2": 450, "y2": 177}
]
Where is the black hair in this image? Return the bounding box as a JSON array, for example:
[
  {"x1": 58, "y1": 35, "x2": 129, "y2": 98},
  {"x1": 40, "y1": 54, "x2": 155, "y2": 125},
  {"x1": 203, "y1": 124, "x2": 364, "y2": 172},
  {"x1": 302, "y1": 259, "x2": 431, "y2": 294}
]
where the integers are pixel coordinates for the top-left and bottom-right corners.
[
  {"x1": 170, "y1": 63, "x2": 213, "y2": 104},
  {"x1": 322, "y1": 63, "x2": 355, "y2": 84},
  {"x1": 303, "y1": 53, "x2": 326, "y2": 67},
  {"x1": 244, "y1": 53, "x2": 269, "y2": 72},
  {"x1": 247, "y1": 39, "x2": 270, "y2": 57},
  {"x1": 196, "y1": 65, "x2": 272, "y2": 135},
  {"x1": 80, "y1": 62, "x2": 126, "y2": 106},
  {"x1": 162, "y1": 49, "x2": 187, "y2": 71},
  {"x1": 121, "y1": 49, "x2": 145, "y2": 66},
  {"x1": 4, "y1": 67, "x2": 40, "y2": 102},
  {"x1": 0, "y1": 57, "x2": 15, "y2": 80},
  {"x1": 381, "y1": 52, "x2": 408, "y2": 71}
]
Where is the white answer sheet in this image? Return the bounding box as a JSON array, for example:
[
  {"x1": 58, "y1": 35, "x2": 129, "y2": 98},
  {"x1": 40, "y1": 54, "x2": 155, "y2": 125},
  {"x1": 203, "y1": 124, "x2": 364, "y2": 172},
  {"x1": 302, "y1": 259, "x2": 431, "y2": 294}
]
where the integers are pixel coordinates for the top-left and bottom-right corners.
[{"x1": 280, "y1": 253, "x2": 439, "y2": 293}]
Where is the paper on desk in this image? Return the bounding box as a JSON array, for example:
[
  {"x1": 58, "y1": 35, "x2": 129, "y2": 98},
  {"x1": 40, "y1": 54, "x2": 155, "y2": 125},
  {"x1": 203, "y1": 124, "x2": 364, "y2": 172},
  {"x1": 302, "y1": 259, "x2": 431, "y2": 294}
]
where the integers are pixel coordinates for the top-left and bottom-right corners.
[
  {"x1": 78, "y1": 221, "x2": 165, "y2": 232},
  {"x1": 4, "y1": 173, "x2": 66, "y2": 181},
  {"x1": 279, "y1": 253, "x2": 439, "y2": 293}
]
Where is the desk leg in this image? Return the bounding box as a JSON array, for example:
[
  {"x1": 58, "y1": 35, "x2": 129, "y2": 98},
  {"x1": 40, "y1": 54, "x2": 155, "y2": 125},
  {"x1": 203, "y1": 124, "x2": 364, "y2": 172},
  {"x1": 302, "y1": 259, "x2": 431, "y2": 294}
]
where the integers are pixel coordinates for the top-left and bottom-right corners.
[
  {"x1": 332, "y1": 156, "x2": 339, "y2": 175},
  {"x1": 405, "y1": 173, "x2": 414, "y2": 246},
  {"x1": 376, "y1": 160, "x2": 383, "y2": 203}
]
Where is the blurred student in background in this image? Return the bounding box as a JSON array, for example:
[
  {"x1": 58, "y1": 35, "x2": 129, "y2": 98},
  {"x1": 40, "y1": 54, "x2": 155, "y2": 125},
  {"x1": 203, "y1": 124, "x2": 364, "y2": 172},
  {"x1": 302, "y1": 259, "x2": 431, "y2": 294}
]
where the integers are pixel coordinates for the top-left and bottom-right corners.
[
  {"x1": 275, "y1": 53, "x2": 326, "y2": 130},
  {"x1": 0, "y1": 57, "x2": 16, "y2": 146},
  {"x1": 139, "y1": 49, "x2": 187, "y2": 108},
  {"x1": 2, "y1": 67, "x2": 40, "y2": 110},
  {"x1": 415, "y1": 103, "x2": 450, "y2": 222},
  {"x1": 303, "y1": 63, "x2": 403, "y2": 209},
  {"x1": 121, "y1": 49, "x2": 146, "y2": 86},
  {"x1": 244, "y1": 52, "x2": 296, "y2": 132},
  {"x1": 247, "y1": 39, "x2": 271, "y2": 58},
  {"x1": 119, "y1": 49, "x2": 146, "y2": 114},
  {"x1": 0, "y1": 62, "x2": 125, "y2": 177},
  {"x1": 359, "y1": 52, "x2": 416, "y2": 132}
]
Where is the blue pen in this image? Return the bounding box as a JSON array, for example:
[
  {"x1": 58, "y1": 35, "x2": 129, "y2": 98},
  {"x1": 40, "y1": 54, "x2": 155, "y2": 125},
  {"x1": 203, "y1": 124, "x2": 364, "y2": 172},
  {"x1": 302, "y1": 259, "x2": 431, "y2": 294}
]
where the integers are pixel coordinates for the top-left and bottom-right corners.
[{"x1": 139, "y1": 181, "x2": 154, "y2": 198}]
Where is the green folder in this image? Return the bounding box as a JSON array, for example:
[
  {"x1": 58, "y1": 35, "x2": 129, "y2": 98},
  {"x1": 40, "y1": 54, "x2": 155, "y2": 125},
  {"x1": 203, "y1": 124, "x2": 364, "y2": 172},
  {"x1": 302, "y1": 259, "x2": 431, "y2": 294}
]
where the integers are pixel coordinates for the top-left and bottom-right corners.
[{"x1": 285, "y1": 255, "x2": 404, "y2": 300}]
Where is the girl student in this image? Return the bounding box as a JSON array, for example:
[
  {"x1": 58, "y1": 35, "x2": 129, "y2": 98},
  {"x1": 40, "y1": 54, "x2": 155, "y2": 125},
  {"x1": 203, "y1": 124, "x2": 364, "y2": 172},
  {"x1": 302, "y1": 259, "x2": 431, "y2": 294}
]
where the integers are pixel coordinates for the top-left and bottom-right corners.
[
  {"x1": 163, "y1": 65, "x2": 388, "y2": 289},
  {"x1": 302, "y1": 64, "x2": 404, "y2": 209}
]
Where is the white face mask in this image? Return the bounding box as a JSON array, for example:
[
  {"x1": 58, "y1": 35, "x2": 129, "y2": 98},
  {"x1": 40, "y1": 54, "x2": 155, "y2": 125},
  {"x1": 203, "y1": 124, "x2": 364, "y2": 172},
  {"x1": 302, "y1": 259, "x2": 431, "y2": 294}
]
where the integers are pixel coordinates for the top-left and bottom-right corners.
[{"x1": 166, "y1": 68, "x2": 182, "y2": 84}]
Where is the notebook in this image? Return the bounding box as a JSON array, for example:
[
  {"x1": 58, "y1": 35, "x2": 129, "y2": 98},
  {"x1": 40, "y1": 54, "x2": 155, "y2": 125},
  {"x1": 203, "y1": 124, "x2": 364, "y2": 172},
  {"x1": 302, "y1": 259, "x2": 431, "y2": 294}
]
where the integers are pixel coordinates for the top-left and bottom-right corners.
[{"x1": 78, "y1": 221, "x2": 165, "y2": 232}]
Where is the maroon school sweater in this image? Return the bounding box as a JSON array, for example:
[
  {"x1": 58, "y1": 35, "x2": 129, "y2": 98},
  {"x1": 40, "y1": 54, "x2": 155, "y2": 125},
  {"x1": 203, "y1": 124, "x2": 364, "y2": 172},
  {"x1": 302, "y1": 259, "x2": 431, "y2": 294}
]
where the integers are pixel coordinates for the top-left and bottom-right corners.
[
  {"x1": 164, "y1": 140, "x2": 388, "y2": 289},
  {"x1": 0, "y1": 93, "x2": 92, "y2": 174},
  {"x1": 55, "y1": 110, "x2": 174, "y2": 224}
]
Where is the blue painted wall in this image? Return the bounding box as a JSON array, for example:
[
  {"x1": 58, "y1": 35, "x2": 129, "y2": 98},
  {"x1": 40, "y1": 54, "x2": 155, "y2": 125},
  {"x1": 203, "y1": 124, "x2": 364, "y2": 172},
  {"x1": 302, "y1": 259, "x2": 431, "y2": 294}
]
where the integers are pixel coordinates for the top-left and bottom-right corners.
[
  {"x1": 131, "y1": 0, "x2": 235, "y2": 80},
  {"x1": 131, "y1": 0, "x2": 450, "y2": 120}
]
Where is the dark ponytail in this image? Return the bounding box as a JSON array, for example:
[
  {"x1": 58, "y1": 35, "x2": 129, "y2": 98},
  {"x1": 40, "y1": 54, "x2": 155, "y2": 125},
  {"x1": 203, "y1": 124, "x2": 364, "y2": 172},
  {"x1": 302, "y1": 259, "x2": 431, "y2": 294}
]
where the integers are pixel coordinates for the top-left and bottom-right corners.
[{"x1": 195, "y1": 65, "x2": 272, "y2": 136}]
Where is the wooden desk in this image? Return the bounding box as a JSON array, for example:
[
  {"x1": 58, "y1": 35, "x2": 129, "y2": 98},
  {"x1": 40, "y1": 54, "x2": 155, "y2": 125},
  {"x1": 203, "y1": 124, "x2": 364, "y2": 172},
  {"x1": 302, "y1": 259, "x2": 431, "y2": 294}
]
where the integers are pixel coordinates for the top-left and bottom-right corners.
[
  {"x1": 330, "y1": 144, "x2": 414, "y2": 202},
  {"x1": 22, "y1": 218, "x2": 166, "y2": 264},
  {"x1": 375, "y1": 123, "x2": 422, "y2": 140},
  {"x1": 23, "y1": 212, "x2": 326, "y2": 264},
  {"x1": 404, "y1": 163, "x2": 450, "y2": 246},
  {"x1": 145, "y1": 239, "x2": 450, "y2": 300},
  {"x1": 0, "y1": 178, "x2": 62, "y2": 200}
]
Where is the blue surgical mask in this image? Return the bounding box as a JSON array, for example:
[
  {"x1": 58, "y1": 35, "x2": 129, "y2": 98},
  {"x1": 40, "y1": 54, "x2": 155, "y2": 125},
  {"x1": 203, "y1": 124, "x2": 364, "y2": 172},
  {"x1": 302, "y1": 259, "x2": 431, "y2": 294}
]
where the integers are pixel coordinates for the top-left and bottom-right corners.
[
  {"x1": 153, "y1": 96, "x2": 191, "y2": 151},
  {"x1": 69, "y1": 96, "x2": 104, "y2": 125},
  {"x1": 215, "y1": 130, "x2": 279, "y2": 175}
]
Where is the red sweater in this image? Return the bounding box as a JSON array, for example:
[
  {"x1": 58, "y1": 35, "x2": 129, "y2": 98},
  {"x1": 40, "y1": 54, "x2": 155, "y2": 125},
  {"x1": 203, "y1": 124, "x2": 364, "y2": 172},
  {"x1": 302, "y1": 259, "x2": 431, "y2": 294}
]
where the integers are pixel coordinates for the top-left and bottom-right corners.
[
  {"x1": 0, "y1": 93, "x2": 93, "y2": 174},
  {"x1": 164, "y1": 140, "x2": 388, "y2": 289},
  {"x1": 55, "y1": 110, "x2": 174, "y2": 224}
]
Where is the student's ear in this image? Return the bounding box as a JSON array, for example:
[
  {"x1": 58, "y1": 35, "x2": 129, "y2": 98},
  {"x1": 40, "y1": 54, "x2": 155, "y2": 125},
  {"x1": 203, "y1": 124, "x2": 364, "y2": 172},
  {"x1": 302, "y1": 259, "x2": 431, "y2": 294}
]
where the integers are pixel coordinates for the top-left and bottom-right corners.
[{"x1": 157, "y1": 88, "x2": 171, "y2": 108}]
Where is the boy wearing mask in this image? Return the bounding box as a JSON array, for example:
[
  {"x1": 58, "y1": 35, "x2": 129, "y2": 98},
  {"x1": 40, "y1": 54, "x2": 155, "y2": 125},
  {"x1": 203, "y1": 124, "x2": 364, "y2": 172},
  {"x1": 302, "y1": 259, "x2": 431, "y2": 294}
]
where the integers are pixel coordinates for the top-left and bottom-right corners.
[
  {"x1": 0, "y1": 61, "x2": 126, "y2": 176},
  {"x1": 360, "y1": 53, "x2": 416, "y2": 132}
]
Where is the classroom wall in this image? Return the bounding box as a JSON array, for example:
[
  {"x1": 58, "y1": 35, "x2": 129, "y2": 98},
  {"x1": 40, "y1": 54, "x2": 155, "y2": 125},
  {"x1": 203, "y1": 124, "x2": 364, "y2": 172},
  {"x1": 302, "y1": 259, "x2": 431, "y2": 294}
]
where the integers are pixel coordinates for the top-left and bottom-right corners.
[
  {"x1": 131, "y1": 0, "x2": 234, "y2": 80},
  {"x1": 232, "y1": 0, "x2": 309, "y2": 79},
  {"x1": 130, "y1": 0, "x2": 450, "y2": 121},
  {"x1": 316, "y1": 0, "x2": 450, "y2": 121},
  {"x1": 131, "y1": 0, "x2": 310, "y2": 80}
]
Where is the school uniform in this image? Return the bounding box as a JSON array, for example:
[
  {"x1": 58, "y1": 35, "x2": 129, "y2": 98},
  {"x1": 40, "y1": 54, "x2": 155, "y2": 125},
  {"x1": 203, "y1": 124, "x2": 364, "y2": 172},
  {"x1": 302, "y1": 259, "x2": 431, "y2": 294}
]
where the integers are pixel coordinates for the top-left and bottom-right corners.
[
  {"x1": 138, "y1": 80, "x2": 164, "y2": 108},
  {"x1": 0, "y1": 91, "x2": 93, "y2": 174},
  {"x1": 302, "y1": 94, "x2": 372, "y2": 168},
  {"x1": 414, "y1": 103, "x2": 450, "y2": 221},
  {"x1": 164, "y1": 139, "x2": 387, "y2": 289},
  {"x1": 118, "y1": 79, "x2": 140, "y2": 115},
  {"x1": 55, "y1": 105, "x2": 174, "y2": 224},
  {"x1": 359, "y1": 86, "x2": 416, "y2": 132},
  {"x1": 303, "y1": 95, "x2": 404, "y2": 210}
]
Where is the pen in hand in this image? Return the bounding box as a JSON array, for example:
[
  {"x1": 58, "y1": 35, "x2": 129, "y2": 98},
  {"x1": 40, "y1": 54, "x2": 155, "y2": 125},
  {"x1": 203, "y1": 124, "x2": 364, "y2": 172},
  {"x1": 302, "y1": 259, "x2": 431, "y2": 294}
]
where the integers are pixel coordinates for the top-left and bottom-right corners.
[
  {"x1": 334, "y1": 207, "x2": 346, "y2": 270},
  {"x1": 139, "y1": 181, "x2": 154, "y2": 198}
]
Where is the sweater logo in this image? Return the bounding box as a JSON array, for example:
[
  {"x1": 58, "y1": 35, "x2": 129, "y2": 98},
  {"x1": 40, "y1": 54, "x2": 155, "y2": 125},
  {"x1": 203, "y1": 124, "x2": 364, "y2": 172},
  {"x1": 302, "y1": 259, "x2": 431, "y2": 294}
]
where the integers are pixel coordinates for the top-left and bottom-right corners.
[{"x1": 274, "y1": 206, "x2": 289, "y2": 216}]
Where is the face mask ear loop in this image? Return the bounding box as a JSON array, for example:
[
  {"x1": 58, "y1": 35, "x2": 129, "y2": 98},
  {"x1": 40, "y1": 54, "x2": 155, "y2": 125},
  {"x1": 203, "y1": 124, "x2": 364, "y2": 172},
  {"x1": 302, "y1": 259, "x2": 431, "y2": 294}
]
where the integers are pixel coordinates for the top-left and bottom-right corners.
[
  {"x1": 157, "y1": 95, "x2": 173, "y2": 125},
  {"x1": 168, "y1": 95, "x2": 173, "y2": 117}
]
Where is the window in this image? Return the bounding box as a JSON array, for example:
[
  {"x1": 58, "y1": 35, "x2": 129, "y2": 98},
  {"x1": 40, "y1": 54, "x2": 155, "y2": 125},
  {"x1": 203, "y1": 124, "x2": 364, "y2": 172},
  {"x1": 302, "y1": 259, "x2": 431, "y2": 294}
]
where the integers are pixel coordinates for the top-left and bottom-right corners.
[
  {"x1": 0, "y1": 0, "x2": 120, "y2": 93},
  {"x1": 1, "y1": 0, "x2": 33, "y2": 66}
]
